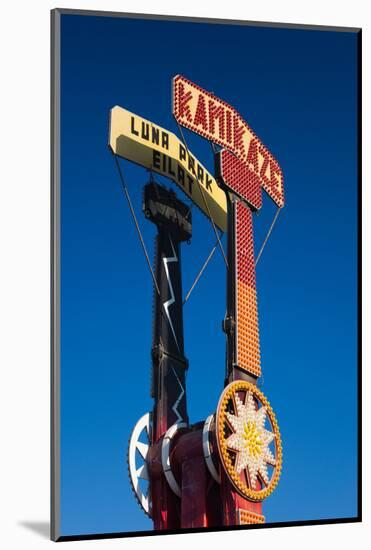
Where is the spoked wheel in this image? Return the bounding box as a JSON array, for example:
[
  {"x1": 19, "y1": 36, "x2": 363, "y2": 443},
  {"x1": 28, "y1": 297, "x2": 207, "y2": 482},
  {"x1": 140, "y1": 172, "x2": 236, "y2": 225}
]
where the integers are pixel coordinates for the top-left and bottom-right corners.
[{"x1": 127, "y1": 412, "x2": 152, "y2": 517}]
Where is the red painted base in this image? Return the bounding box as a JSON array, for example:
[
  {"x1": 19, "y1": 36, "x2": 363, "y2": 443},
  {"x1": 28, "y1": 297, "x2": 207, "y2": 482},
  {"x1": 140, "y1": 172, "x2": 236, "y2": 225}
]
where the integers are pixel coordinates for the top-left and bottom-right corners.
[{"x1": 149, "y1": 423, "x2": 260, "y2": 530}]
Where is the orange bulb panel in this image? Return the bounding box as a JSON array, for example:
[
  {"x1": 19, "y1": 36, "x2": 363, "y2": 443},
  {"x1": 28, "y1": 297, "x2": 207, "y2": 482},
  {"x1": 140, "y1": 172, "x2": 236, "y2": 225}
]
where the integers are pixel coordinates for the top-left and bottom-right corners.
[
  {"x1": 238, "y1": 509, "x2": 265, "y2": 525},
  {"x1": 235, "y1": 201, "x2": 261, "y2": 378}
]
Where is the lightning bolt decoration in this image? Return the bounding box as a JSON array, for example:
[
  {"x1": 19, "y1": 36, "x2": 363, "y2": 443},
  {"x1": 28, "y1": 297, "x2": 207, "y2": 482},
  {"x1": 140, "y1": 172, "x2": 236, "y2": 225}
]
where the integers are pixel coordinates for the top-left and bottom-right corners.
[
  {"x1": 171, "y1": 366, "x2": 185, "y2": 422},
  {"x1": 162, "y1": 236, "x2": 180, "y2": 353},
  {"x1": 143, "y1": 181, "x2": 191, "y2": 447}
]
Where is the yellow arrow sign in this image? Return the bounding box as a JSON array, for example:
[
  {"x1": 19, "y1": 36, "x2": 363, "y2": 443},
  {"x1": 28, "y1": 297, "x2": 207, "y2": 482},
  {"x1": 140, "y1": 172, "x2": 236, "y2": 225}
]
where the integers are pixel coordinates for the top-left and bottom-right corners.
[{"x1": 109, "y1": 106, "x2": 227, "y2": 232}]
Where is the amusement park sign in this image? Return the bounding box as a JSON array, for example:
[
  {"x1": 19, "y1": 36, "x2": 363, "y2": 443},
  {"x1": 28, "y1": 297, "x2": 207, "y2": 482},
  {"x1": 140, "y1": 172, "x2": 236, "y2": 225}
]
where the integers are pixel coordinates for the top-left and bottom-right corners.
[
  {"x1": 173, "y1": 75, "x2": 284, "y2": 208},
  {"x1": 109, "y1": 106, "x2": 227, "y2": 232}
]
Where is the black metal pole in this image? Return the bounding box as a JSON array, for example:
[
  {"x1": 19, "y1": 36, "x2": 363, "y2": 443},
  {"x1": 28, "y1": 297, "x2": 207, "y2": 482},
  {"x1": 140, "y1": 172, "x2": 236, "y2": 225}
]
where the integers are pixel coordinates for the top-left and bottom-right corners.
[{"x1": 143, "y1": 181, "x2": 192, "y2": 441}]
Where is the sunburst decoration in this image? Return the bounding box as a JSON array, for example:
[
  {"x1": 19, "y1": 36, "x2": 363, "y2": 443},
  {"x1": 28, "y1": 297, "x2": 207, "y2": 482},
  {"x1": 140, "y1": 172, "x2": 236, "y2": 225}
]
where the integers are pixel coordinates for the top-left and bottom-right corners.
[{"x1": 216, "y1": 380, "x2": 282, "y2": 502}]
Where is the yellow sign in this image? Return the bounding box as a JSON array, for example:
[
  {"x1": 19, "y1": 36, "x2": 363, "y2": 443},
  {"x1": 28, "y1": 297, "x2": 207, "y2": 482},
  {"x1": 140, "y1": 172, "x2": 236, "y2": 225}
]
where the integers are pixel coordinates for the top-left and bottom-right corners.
[{"x1": 109, "y1": 106, "x2": 227, "y2": 232}]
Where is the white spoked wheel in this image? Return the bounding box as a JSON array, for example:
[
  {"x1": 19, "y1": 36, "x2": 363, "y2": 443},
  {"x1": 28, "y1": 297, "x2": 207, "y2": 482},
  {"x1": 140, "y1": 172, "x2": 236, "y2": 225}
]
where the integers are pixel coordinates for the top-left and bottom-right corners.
[{"x1": 128, "y1": 412, "x2": 152, "y2": 517}]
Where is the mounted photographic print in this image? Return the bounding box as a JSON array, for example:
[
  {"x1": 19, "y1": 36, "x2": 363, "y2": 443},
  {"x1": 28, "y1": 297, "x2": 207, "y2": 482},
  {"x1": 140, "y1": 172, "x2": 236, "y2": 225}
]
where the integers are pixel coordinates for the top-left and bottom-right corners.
[{"x1": 51, "y1": 9, "x2": 361, "y2": 542}]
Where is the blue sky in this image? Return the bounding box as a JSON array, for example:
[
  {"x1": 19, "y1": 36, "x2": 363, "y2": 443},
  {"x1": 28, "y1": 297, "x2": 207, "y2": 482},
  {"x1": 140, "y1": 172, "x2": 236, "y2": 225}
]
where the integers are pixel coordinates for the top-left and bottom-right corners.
[{"x1": 59, "y1": 13, "x2": 359, "y2": 536}]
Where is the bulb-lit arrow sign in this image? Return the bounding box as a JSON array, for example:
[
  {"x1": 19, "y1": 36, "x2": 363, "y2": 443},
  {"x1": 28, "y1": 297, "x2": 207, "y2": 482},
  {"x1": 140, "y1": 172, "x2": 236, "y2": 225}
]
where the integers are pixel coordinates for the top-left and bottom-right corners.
[{"x1": 172, "y1": 75, "x2": 284, "y2": 208}]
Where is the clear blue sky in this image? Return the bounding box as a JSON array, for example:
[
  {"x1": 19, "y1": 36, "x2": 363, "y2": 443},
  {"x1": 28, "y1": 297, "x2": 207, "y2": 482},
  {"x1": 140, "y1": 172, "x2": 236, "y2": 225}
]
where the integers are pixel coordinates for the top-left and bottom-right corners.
[{"x1": 59, "y1": 13, "x2": 359, "y2": 537}]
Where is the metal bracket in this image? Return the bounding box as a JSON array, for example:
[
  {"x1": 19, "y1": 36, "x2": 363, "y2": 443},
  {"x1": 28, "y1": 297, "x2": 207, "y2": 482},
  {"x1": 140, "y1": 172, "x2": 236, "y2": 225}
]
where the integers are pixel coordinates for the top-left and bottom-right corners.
[
  {"x1": 202, "y1": 414, "x2": 221, "y2": 484},
  {"x1": 161, "y1": 422, "x2": 187, "y2": 497},
  {"x1": 152, "y1": 344, "x2": 189, "y2": 370}
]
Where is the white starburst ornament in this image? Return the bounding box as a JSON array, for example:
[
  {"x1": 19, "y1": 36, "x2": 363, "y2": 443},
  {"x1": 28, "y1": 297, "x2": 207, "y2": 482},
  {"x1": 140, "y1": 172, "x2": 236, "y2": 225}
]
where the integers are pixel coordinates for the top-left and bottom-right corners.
[
  {"x1": 226, "y1": 392, "x2": 276, "y2": 489},
  {"x1": 216, "y1": 380, "x2": 282, "y2": 502}
]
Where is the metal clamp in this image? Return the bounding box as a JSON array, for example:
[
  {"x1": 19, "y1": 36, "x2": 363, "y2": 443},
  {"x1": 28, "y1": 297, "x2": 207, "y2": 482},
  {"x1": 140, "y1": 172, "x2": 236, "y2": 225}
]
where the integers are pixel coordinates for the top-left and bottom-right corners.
[
  {"x1": 161, "y1": 422, "x2": 187, "y2": 497},
  {"x1": 202, "y1": 414, "x2": 221, "y2": 483}
]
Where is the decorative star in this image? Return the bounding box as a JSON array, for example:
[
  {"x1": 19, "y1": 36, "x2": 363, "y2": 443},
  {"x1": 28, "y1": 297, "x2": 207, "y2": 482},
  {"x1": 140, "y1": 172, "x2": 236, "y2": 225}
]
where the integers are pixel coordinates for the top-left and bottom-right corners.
[{"x1": 226, "y1": 392, "x2": 276, "y2": 489}]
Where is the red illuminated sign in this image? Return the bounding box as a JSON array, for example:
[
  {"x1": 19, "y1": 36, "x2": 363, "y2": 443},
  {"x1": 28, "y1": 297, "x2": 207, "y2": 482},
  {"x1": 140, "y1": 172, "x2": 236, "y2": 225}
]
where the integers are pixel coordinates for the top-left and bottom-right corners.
[
  {"x1": 173, "y1": 75, "x2": 284, "y2": 208},
  {"x1": 215, "y1": 150, "x2": 262, "y2": 211}
]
